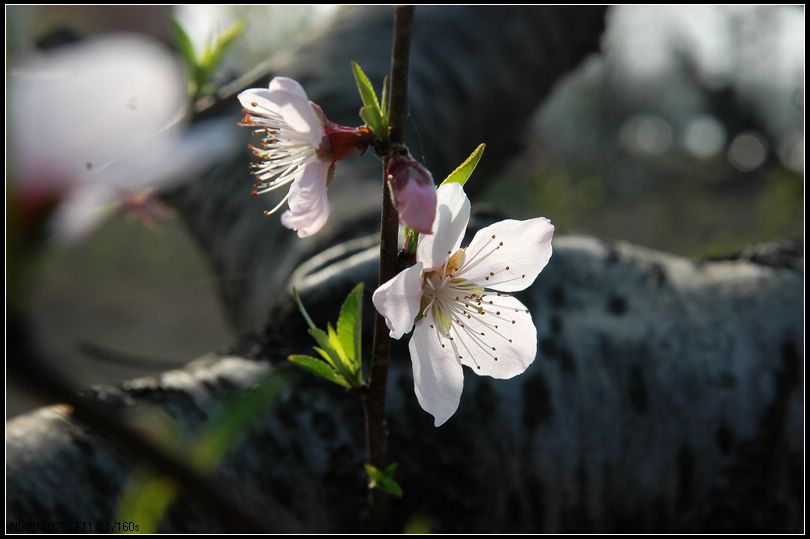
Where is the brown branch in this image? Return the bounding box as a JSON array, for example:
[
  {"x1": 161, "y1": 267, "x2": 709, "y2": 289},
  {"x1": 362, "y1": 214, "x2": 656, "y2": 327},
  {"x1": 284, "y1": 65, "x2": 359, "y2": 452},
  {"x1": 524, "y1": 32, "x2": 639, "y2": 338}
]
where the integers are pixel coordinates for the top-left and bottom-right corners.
[{"x1": 364, "y1": 5, "x2": 416, "y2": 531}]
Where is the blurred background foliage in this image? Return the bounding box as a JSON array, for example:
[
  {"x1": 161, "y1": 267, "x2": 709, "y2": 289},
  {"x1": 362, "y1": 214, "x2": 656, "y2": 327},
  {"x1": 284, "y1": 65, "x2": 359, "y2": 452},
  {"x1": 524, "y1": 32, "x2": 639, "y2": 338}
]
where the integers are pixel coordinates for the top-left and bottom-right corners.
[{"x1": 5, "y1": 5, "x2": 803, "y2": 417}]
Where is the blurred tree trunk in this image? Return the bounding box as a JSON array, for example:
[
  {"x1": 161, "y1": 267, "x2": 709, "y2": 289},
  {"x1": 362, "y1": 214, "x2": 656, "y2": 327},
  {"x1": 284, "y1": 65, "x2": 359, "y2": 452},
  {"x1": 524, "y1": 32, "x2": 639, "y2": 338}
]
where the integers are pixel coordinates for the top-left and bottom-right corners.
[{"x1": 7, "y1": 235, "x2": 802, "y2": 532}]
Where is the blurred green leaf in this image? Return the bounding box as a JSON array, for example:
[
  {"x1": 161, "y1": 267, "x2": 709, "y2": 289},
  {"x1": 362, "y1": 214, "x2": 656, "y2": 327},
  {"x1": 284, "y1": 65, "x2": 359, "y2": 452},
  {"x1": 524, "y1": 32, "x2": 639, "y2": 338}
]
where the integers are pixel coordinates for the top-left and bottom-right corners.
[
  {"x1": 440, "y1": 143, "x2": 486, "y2": 187},
  {"x1": 403, "y1": 514, "x2": 434, "y2": 534},
  {"x1": 365, "y1": 463, "x2": 403, "y2": 497},
  {"x1": 117, "y1": 374, "x2": 287, "y2": 532},
  {"x1": 200, "y1": 20, "x2": 245, "y2": 70},
  {"x1": 171, "y1": 17, "x2": 198, "y2": 75},
  {"x1": 172, "y1": 17, "x2": 245, "y2": 99},
  {"x1": 198, "y1": 20, "x2": 246, "y2": 92},
  {"x1": 117, "y1": 473, "x2": 177, "y2": 534},
  {"x1": 192, "y1": 374, "x2": 287, "y2": 470}
]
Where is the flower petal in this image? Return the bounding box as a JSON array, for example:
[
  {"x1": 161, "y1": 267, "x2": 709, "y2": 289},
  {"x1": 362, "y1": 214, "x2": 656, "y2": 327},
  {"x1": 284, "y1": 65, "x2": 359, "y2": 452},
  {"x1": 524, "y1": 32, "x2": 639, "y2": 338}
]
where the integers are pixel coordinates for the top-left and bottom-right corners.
[
  {"x1": 372, "y1": 262, "x2": 424, "y2": 339},
  {"x1": 456, "y1": 217, "x2": 554, "y2": 292},
  {"x1": 51, "y1": 182, "x2": 116, "y2": 244},
  {"x1": 268, "y1": 76, "x2": 309, "y2": 99},
  {"x1": 417, "y1": 182, "x2": 470, "y2": 271},
  {"x1": 396, "y1": 177, "x2": 437, "y2": 234},
  {"x1": 409, "y1": 319, "x2": 465, "y2": 426},
  {"x1": 239, "y1": 77, "x2": 322, "y2": 147},
  {"x1": 280, "y1": 159, "x2": 331, "y2": 237},
  {"x1": 11, "y1": 35, "x2": 186, "y2": 196},
  {"x1": 453, "y1": 294, "x2": 536, "y2": 379}
]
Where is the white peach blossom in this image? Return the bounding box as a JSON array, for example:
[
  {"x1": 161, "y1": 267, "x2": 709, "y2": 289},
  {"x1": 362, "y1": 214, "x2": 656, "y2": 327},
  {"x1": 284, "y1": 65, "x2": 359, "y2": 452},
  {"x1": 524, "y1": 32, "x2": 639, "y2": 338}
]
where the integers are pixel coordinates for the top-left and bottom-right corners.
[
  {"x1": 238, "y1": 77, "x2": 364, "y2": 238},
  {"x1": 373, "y1": 183, "x2": 554, "y2": 426}
]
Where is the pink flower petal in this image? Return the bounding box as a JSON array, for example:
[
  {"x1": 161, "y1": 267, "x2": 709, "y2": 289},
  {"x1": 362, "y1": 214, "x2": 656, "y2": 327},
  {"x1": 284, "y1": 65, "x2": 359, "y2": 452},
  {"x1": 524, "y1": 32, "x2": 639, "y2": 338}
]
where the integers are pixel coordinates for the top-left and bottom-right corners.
[
  {"x1": 280, "y1": 159, "x2": 331, "y2": 238},
  {"x1": 409, "y1": 319, "x2": 465, "y2": 427},
  {"x1": 372, "y1": 262, "x2": 424, "y2": 339},
  {"x1": 456, "y1": 217, "x2": 554, "y2": 292},
  {"x1": 417, "y1": 183, "x2": 470, "y2": 271}
]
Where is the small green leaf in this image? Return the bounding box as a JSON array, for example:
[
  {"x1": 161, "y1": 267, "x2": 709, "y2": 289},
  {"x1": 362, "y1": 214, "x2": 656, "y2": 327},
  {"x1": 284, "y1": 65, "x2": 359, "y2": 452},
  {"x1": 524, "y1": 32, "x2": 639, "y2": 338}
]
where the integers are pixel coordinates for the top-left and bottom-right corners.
[
  {"x1": 384, "y1": 462, "x2": 398, "y2": 476},
  {"x1": 293, "y1": 286, "x2": 364, "y2": 389},
  {"x1": 359, "y1": 105, "x2": 384, "y2": 136},
  {"x1": 440, "y1": 143, "x2": 486, "y2": 187},
  {"x1": 337, "y1": 283, "x2": 364, "y2": 373},
  {"x1": 326, "y1": 323, "x2": 346, "y2": 361},
  {"x1": 351, "y1": 61, "x2": 381, "y2": 111},
  {"x1": 308, "y1": 329, "x2": 340, "y2": 370},
  {"x1": 380, "y1": 75, "x2": 391, "y2": 126},
  {"x1": 403, "y1": 225, "x2": 418, "y2": 254},
  {"x1": 365, "y1": 464, "x2": 403, "y2": 497},
  {"x1": 288, "y1": 355, "x2": 350, "y2": 388}
]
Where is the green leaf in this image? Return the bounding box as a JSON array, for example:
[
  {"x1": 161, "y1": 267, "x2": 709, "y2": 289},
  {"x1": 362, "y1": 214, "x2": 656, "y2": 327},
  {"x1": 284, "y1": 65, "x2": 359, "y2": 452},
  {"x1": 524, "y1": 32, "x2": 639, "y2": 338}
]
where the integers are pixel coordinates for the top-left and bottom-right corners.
[
  {"x1": 440, "y1": 143, "x2": 486, "y2": 187},
  {"x1": 117, "y1": 472, "x2": 177, "y2": 533},
  {"x1": 351, "y1": 61, "x2": 381, "y2": 111},
  {"x1": 171, "y1": 17, "x2": 201, "y2": 97},
  {"x1": 117, "y1": 373, "x2": 288, "y2": 532},
  {"x1": 403, "y1": 225, "x2": 418, "y2": 254},
  {"x1": 352, "y1": 61, "x2": 388, "y2": 137},
  {"x1": 365, "y1": 464, "x2": 403, "y2": 497},
  {"x1": 293, "y1": 286, "x2": 365, "y2": 389},
  {"x1": 308, "y1": 329, "x2": 341, "y2": 371},
  {"x1": 288, "y1": 355, "x2": 350, "y2": 389},
  {"x1": 192, "y1": 374, "x2": 288, "y2": 471},
  {"x1": 199, "y1": 19, "x2": 245, "y2": 75},
  {"x1": 337, "y1": 283, "x2": 364, "y2": 373},
  {"x1": 326, "y1": 322, "x2": 353, "y2": 376},
  {"x1": 171, "y1": 17, "x2": 198, "y2": 72},
  {"x1": 359, "y1": 105, "x2": 384, "y2": 136},
  {"x1": 380, "y1": 75, "x2": 391, "y2": 125}
]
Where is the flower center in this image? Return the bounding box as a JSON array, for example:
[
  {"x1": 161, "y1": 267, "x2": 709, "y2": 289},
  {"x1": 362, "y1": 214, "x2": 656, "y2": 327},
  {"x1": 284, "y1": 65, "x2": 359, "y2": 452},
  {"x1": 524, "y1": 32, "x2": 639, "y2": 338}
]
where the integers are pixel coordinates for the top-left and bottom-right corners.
[{"x1": 421, "y1": 252, "x2": 485, "y2": 335}]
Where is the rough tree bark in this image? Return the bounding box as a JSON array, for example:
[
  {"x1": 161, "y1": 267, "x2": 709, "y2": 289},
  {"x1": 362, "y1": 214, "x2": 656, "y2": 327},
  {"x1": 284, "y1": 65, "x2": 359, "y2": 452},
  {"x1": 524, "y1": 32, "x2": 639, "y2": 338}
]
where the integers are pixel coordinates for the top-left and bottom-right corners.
[
  {"x1": 6, "y1": 5, "x2": 803, "y2": 534},
  {"x1": 7, "y1": 234, "x2": 802, "y2": 532}
]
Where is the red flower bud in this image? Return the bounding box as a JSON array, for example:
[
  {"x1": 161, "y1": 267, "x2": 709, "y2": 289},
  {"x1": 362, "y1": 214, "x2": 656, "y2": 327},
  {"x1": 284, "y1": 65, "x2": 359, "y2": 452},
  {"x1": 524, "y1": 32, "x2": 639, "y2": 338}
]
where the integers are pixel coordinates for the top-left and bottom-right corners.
[{"x1": 387, "y1": 155, "x2": 437, "y2": 234}]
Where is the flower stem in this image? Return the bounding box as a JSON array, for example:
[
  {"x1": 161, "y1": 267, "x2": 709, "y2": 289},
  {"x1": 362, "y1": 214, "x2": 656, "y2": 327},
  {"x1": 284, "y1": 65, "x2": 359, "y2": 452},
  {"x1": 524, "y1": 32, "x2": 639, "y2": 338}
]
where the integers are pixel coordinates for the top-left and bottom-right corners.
[{"x1": 364, "y1": 5, "x2": 415, "y2": 531}]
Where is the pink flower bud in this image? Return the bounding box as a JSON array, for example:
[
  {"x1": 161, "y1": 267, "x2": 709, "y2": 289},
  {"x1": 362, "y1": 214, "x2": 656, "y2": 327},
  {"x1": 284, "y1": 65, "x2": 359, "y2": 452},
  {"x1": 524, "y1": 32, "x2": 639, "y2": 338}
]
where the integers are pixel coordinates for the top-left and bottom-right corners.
[{"x1": 387, "y1": 155, "x2": 437, "y2": 234}]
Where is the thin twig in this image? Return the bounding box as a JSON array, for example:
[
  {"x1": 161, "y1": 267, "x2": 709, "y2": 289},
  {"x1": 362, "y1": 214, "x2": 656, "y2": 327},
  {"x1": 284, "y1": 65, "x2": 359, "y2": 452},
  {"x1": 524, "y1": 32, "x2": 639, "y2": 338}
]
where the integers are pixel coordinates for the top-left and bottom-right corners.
[{"x1": 364, "y1": 5, "x2": 416, "y2": 532}]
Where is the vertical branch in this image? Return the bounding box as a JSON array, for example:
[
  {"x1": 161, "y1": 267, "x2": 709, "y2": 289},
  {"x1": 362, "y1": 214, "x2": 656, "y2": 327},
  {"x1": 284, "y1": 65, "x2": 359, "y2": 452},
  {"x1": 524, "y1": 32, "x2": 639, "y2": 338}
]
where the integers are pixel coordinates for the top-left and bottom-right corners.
[{"x1": 364, "y1": 4, "x2": 415, "y2": 531}]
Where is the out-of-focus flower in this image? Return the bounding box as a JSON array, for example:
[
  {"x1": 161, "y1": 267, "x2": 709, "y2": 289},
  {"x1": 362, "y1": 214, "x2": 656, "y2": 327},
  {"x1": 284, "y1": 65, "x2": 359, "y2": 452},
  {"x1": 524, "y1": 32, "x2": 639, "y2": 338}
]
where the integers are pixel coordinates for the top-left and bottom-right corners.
[
  {"x1": 9, "y1": 34, "x2": 237, "y2": 243},
  {"x1": 372, "y1": 183, "x2": 554, "y2": 426},
  {"x1": 238, "y1": 77, "x2": 367, "y2": 238},
  {"x1": 386, "y1": 154, "x2": 437, "y2": 234}
]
